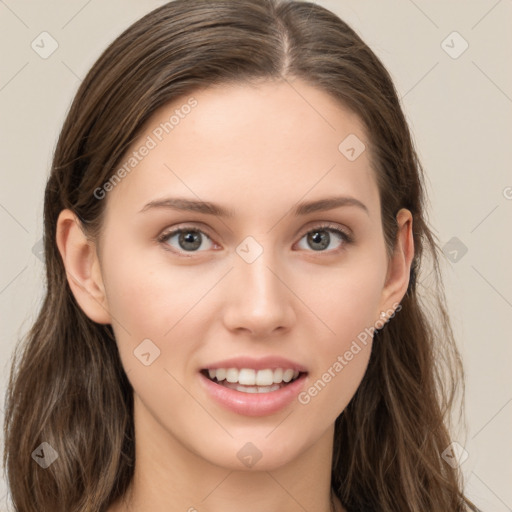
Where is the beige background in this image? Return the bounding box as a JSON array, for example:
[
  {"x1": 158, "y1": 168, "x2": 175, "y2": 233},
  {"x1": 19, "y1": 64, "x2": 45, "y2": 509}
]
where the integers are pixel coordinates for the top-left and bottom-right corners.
[{"x1": 1, "y1": 1, "x2": 511, "y2": 510}]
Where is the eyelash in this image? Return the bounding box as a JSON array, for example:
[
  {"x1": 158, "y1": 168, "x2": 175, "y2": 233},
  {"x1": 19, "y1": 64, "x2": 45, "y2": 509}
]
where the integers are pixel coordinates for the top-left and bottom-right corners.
[{"x1": 156, "y1": 223, "x2": 353, "y2": 257}]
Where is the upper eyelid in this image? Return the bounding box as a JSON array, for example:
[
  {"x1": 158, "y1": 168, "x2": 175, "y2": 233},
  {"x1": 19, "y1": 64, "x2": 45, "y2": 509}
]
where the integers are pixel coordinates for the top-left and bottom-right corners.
[
  {"x1": 299, "y1": 222, "x2": 351, "y2": 236},
  {"x1": 158, "y1": 224, "x2": 215, "y2": 242}
]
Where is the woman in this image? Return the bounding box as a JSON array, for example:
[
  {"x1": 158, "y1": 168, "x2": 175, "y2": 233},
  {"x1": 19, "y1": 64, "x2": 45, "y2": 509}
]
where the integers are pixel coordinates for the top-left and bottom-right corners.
[{"x1": 3, "y1": 0, "x2": 480, "y2": 510}]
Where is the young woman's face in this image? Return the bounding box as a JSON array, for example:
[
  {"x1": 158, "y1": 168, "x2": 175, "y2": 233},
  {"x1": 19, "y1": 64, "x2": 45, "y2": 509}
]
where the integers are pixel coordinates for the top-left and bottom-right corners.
[{"x1": 96, "y1": 79, "x2": 405, "y2": 471}]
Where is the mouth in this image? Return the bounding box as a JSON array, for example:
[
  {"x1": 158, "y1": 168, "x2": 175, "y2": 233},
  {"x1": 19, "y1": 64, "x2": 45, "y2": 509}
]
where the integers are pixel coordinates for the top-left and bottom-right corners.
[{"x1": 200, "y1": 367, "x2": 307, "y2": 394}]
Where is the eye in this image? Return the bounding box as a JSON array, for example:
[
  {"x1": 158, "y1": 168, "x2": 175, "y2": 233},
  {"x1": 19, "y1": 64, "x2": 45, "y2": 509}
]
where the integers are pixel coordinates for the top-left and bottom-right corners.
[
  {"x1": 158, "y1": 226, "x2": 215, "y2": 255},
  {"x1": 157, "y1": 222, "x2": 352, "y2": 257},
  {"x1": 295, "y1": 223, "x2": 352, "y2": 253}
]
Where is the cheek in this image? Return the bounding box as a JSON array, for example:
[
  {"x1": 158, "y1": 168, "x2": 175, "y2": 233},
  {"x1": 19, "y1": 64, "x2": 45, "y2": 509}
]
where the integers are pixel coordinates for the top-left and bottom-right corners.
[
  {"x1": 101, "y1": 251, "x2": 208, "y2": 421},
  {"x1": 294, "y1": 256, "x2": 385, "y2": 412},
  {"x1": 303, "y1": 255, "x2": 386, "y2": 342},
  {"x1": 100, "y1": 243, "x2": 215, "y2": 384},
  {"x1": 102, "y1": 247, "x2": 213, "y2": 337}
]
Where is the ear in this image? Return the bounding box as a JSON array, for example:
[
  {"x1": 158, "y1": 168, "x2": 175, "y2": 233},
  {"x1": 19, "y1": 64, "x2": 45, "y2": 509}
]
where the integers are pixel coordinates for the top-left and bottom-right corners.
[
  {"x1": 55, "y1": 209, "x2": 111, "y2": 324},
  {"x1": 378, "y1": 208, "x2": 415, "y2": 315}
]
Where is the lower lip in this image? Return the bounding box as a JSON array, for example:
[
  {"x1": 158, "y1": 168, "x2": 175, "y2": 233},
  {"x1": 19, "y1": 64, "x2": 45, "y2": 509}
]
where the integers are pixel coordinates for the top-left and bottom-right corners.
[{"x1": 199, "y1": 372, "x2": 308, "y2": 417}]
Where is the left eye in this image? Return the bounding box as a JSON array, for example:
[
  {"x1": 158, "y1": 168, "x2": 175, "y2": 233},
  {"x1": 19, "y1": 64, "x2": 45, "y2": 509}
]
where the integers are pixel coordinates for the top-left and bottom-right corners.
[{"x1": 296, "y1": 226, "x2": 350, "y2": 252}]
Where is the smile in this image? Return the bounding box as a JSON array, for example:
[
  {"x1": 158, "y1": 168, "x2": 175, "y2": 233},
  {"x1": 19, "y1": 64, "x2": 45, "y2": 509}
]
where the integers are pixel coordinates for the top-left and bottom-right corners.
[
  {"x1": 201, "y1": 367, "x2": 303, "y2": 393},
  {"x1": 199, "y1": 367, "x2": 308, "y2": 416}
]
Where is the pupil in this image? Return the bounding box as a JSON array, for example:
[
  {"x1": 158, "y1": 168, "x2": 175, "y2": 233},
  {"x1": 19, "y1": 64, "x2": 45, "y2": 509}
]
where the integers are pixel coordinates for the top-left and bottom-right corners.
[
  {"x1": 179, "y1": 231, "x2": 201, "y2": 251},
  {"x1": 308, "y1": 230, "x2": 329, "y2": 251}
]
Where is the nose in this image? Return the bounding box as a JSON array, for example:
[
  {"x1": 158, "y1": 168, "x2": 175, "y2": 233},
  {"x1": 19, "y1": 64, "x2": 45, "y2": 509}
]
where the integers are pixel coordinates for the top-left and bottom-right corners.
[{"x1": 222, "y1": 244, "x2": 296, "y2": 338}]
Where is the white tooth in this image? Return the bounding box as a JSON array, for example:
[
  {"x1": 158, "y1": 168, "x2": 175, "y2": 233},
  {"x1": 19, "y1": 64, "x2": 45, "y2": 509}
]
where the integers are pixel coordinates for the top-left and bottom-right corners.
[
  {"x1": 282, "y1": 369, "x2": 294, "y2": 383},
  {"x1": 238, "y1": 368, "x2": 256, "y2": 385},
  {"x1": 273, "y1": 368, "x2": 283, "y2": 383},
  {"x1": 256, "y1": 369, "x2": 274, "y2": 386},
  {"x1": 258, "y1": 385, "x2": 279, "y2": 392},
  {"x1": 236, "y1": 384, "x2": 258, "y2": 393},
  {"x1": 216, "y1": 367, "x2": 299, "y2": 385},
  {"x1": 226, "y1": 368, "x2": 239, "y2": 383},
  {"x1": 221, "y1": 380, "x2": 282, "y2": 393}
]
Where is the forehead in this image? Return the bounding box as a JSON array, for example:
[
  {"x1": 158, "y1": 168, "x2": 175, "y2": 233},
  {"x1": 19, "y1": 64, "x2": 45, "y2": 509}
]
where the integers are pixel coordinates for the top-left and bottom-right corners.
[{"x1": 104, "y1": 79, "x2": 380, "y2": 223}]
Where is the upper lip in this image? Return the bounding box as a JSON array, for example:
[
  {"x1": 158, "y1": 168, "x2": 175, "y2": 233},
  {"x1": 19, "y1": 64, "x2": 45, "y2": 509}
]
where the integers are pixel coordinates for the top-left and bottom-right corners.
[{"x1": 201, "y1": 356, "x2": 308, "y2": 373}]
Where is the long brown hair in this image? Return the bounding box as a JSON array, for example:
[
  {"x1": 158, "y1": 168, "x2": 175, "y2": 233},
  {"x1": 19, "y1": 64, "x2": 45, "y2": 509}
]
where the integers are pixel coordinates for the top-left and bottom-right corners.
[{"x1": 3, "y1": 1, "x2": 479, "y2": 510}]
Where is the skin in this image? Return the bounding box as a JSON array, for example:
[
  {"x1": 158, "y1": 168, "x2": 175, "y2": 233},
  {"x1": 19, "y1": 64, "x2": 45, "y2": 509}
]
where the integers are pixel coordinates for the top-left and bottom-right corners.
[{"x1": 56, "y1": 78, "x2": 414, "y2": 512}]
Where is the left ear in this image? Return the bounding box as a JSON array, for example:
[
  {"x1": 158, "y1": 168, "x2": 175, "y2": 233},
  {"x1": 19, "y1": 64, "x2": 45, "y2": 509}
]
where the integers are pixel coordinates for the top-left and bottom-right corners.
[{"x1": 378, "y1": 208, "x2": 415, "y2": 314}]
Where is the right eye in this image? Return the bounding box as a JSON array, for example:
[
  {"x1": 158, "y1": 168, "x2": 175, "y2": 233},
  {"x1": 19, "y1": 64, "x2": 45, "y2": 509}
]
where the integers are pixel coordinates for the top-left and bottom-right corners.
[{"x1": 158, "y1": 226, "x2": 217, "y2": 255}]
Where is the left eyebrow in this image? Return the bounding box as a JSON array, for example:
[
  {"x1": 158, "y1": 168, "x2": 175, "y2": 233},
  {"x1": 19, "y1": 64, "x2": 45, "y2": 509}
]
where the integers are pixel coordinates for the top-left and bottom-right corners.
[
  {"x1": 138, "y1": 195, "x2": 369, "y2": 217},
  {"x1": 293, "y1": 196, "x2": 369, "y2": 216}
]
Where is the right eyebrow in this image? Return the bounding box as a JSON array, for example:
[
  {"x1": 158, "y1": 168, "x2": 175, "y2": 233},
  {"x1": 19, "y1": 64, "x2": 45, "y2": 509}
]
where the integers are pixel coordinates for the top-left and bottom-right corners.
[{"x1": 139, "y1": 197, "x2": 235, "y2": 217}]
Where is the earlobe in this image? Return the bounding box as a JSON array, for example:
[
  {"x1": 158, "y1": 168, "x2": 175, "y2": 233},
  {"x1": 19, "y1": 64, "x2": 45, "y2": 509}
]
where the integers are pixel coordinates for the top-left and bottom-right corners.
[
  {"x1": 55, "y1": 209, "x2": 111, "y2": 324},
  {"x1": 379, "y1": 208, "x2": 415, "y2": 315}
]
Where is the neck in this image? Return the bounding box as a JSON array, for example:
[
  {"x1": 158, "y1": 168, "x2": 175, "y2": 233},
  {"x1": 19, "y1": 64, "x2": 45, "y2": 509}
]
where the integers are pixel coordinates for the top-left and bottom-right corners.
[{"x1": 109, "y1": 395, "x2": 344, "y2": 512}]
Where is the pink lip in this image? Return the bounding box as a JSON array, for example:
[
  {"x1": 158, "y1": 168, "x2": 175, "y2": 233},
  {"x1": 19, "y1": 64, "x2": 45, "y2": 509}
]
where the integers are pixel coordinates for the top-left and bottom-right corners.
[
  {"x1": 200, "y1": 356, "x2": 308, "y2": 372},
  {"x1": 198, "y1": 371, "x2": 308, "y2": 417}
]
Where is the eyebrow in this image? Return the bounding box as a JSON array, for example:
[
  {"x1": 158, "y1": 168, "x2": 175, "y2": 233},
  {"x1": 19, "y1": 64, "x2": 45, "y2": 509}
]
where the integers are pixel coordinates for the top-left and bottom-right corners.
[{"x1": 139, "y1": 195, "x2": 369, "y2": 217}]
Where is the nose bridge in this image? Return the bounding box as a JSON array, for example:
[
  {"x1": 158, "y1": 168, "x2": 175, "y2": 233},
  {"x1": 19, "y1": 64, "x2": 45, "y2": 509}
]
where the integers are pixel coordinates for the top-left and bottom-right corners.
[
  {"x1": 224, "y1": 234, "x2": 293, "y2": 333},
  {"x1": 236, "y1": 234, "x2": 282, "y2": 303}
]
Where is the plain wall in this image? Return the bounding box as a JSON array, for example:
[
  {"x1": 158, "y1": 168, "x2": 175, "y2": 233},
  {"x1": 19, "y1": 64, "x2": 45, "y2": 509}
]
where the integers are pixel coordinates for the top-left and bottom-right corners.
[{"x1": 1, "y1": 1, "x2": 511, "y2": 510}]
